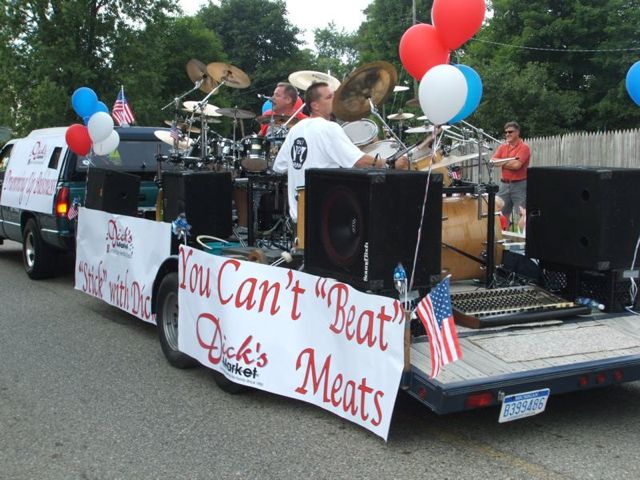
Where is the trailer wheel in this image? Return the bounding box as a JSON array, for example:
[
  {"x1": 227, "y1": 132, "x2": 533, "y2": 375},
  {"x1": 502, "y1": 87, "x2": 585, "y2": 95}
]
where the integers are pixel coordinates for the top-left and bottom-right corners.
[
  {"x1": 157, "y1": 272, "x2": 197, "y2": 368},
  {"x1": 22, "y1": 218, "x2": 56, "y2": 279},
  {"x1": 212, "y1": 371, "x2": 247, "y2": 394}
]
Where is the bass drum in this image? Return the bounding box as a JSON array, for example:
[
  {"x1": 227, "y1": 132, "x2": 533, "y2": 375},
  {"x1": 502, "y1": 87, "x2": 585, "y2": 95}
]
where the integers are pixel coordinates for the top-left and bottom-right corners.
[
  {"x1": 342, "y1": 119, "x2": 379, "y2": 147},
  {"x1": 441, "y1": 195, "x2": 503, "y2": 280},
  {"x1": 361, "y1": 139, "x2": 401, "y2": 160}
]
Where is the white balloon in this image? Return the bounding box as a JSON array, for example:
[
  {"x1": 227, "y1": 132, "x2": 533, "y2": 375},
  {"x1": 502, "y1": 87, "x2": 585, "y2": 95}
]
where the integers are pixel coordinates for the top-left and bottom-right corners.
[
  {"x1": 87, "y1": 111, "x2": 114, "y2": 143},
  {"x1": 93, "y1": 130, "x2": 120, "y2": 156},
  {"x1": 419, "y1": 64, "x2": 468, "y2": 125}
]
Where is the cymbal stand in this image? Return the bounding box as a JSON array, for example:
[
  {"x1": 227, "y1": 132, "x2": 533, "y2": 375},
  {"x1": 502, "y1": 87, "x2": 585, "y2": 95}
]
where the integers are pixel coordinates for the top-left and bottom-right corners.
[
  {"x1": 192, "y1": 80, "x2": 226, "y2": 164},
  {"x1": 368, "y1": 98, "x2": 410, "y2": 166},
  {"x1": 460, "y1": 120, "x2": 500, "y2": 184}
]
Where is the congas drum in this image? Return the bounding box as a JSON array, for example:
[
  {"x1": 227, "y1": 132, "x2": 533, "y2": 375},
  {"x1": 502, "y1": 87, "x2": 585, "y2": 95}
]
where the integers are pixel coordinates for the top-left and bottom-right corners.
[
  {"x1": 441, "y1": 195, "x2": 503, "y2": 280},
  {"x1": 241, "y1": 136, "x2": 270, "y2": 172},
  {"x1": 296, "y1": 187, "x2": 305, "y2": 249},
  {"x1": 361, "y1": 139, "x2": 401, "y2": 160},
  {"x1": 233, "y1": 178, "x2": 249, "y2": 227},
  {"x1": 342, "y1": 119, "x2": 379, "y2": 147}
]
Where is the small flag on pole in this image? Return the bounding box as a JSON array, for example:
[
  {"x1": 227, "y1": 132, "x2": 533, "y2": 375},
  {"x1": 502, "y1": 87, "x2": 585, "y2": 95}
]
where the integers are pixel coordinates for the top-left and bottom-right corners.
[
  {"x1": 112, "y1": 86, "x2": 136, "y2": 126},
  {"x1": 415, "y1": 277, "x2": 462, "y2": 378},
  {"x1": 67, "y1": 197, "x2": 80, "y2": 220},
  {"x1": 169, "y1": 121, "x2": 180, "y2": 141}
]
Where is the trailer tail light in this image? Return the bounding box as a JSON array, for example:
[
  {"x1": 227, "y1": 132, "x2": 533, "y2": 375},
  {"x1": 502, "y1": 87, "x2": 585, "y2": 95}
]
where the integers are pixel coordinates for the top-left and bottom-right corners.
[
  {"x1": 55, "y1": 187, "x2": 70, "y2": 217},
  {"x1": 613, "y1": 370, "x2": 624, "y2": 382},
  {"x1": 417, "y1": 387, "x2": 427, "y2": 400},
  {"x1": 578, "y1": 375, "x2": 589, "y2": 387},
  {"x1": 465, "y1": 391, "x2": 494, "y2": 409},
  {"x1": 595, "y1": 373, "x2": 606, "y2": 385}
]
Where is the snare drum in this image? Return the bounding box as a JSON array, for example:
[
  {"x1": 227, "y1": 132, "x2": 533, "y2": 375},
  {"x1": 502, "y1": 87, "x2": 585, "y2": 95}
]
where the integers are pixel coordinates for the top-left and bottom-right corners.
[
  {"x1": 441, "y1": 195, "x2": 503, "y2": 280},
  {"x1": 342, "y1": 119, "x2": 379, "y2": 147},
  {"x1": 296, "y1": 187, "x2": 305, "y2": 249},
  {"x1": 241, "y1": 136, "x2": 270, "y2": 172},
  {"x1": 361, "y1": 139, "x2": 401, "y2": 160}
]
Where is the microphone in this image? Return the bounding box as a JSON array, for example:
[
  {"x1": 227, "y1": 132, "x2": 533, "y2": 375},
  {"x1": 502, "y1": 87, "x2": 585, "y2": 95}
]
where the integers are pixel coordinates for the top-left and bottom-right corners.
[{"x1": 257, "y1": 93, "x2": 273, "y2": 101}]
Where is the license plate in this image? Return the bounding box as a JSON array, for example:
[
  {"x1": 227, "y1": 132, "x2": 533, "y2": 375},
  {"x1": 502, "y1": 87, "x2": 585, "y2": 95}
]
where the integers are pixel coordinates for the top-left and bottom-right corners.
[{"x1": 498, "y1": 388, "x2": 550, "y2": 423}]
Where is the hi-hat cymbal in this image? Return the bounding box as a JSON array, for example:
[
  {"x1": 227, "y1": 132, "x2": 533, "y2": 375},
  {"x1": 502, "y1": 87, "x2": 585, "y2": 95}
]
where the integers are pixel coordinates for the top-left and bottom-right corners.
[
  {"x1": 387, "y1": 112, "x2": 415, "y2": 121},
  {"x1": 186, "y1": 58, "x2": 218, "y2": 94},
  {"x1": 163, "y1": 120, "x2": 201, "y2": 134},
  {"x1": 288, "y1": 70, "x2": 341, "y2": 92},
  {"x1": 333, "y1": 61, "x2": 398, "y2": 121},
  {"x1": 393, "y1": 85, "x2": 410, "y2": 92},
  {"x1": 154, "y1": 130, "x2": 193, "y2": 150},
  {"x1": 206, "y1": 62, "x2": 251, "y2": 89},
  {"x1": 256, "y1": 114, "x2": 298, "y2": 126},
  {"x1": 182, "y1": 101, "x2": 222, "y2": 117},
  {"x1": 216, "y1": 107, "x2": 255, "y2": 119}
]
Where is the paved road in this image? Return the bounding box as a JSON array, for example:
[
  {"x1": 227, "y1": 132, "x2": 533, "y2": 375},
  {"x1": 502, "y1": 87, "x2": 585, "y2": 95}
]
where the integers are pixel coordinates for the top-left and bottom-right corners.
[{"x1": 1, "y1": 239, "x2": 639, "y2": 479}]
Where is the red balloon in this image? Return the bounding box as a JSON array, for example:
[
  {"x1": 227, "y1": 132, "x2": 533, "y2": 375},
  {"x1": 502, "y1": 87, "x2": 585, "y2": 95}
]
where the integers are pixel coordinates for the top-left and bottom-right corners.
[
  {"x1": 65, "y1": 123, "x2": 92, "y2": 156},
  {"x1": 399, "y1": 24, "x2": 450, "y2": 81},
  {"x1": 432, "y1": 0, "x2": 486, "y2": 50}
]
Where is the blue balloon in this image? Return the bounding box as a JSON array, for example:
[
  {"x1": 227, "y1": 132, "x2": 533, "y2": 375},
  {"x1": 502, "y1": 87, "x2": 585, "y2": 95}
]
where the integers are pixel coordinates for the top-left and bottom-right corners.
[
  {"x1": 262, "y1": 100, "x2": 273, "y2": 114},
  {"x1": 71, "y1": 87, "x2": 98, "y2": 119},
  {"x1": 95, "y1": 101, "x2": 109, "y2": 114},
  {"x1": 626, "y1": 61, "x2": 640, "y2": 106},
  {"x1": 449, "y1": 65, "x2": 483, "y2": 124}
]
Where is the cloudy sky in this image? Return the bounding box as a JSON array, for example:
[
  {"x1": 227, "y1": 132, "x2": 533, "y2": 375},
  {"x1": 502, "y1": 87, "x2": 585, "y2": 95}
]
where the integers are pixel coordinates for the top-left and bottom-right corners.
[{"x1": 179, "y1": 0, "x2": 371, "y2": 48}]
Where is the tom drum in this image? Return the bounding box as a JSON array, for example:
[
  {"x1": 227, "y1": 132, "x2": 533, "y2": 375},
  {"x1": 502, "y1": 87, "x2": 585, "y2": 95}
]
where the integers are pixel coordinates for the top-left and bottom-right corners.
[
  {"x1": 342, "y1": 119, "x2": 379, "y2": 147},
  {"x1": 361, "y1": 139, "x2": 401, "y2": 160}
]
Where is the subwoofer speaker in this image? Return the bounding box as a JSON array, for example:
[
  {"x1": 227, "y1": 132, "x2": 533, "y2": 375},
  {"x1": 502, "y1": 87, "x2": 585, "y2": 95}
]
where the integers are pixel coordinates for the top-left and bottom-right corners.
[
  {"x1": 85, "y1": 167, "x2": 140, "y2": 216},
  {"x1": 163, "y1": 171, "x2": 232, "y2": 239},
  {"x1": 526, "y1": 166, "x2": 640, "y2": 270},
  {"x1": 304, "y1": 169, "x2": 443, "y2": 292}
]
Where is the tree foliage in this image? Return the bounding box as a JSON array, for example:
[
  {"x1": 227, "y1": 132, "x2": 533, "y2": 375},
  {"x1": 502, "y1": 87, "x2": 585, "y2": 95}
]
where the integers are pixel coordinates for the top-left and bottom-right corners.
[{"x1": 312, "y1": 22, "x2": 359, "y2": 81}]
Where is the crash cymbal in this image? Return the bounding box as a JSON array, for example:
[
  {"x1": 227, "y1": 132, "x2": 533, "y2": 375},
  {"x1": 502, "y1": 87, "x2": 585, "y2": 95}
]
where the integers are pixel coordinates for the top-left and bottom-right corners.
[
  {"x1": 393, "y1": 85, "x2": 410, "y2": 92},
  {"x1": 216, "y1": 107, "x2": 255, "y2": 120},
  {"x1": 333, "y1": 61, "x2": 397, "y2": 121},
  {"x1": 255, "y1": 114, "x2": 298, "y2": 126},
  {"x1": 153, "y1": 130, "x2": 193, "y2": 150},
  {"x1": 163, "y1": 120, "x2": 201, "y2": 134},
  {"x1": 406, "y1": 98, "x2": 420, "y2": 108},
  {"x1": 387, "y1": 112, "x2": 415, "y2": 121},
  {"x1": 206, "y1": 62, "x2": 251, "y2": 89},
  {"x1": 186, "y1": 58, "x2": 218, "y2": 94},
  {"x1": 288, "y1": 70, "x2": 341, "y2": 92},
  {"x1": 182, "y1": 101, "x2": 222, "y2": 117}
]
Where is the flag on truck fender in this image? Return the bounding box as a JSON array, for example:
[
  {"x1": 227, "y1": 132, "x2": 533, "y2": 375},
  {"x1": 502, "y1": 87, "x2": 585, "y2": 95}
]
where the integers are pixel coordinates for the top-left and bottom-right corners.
[
  {"x1": 112, "y1": 86, "x2": 135, "y2": 126},
  {"x1": 415, "y1": 277, "x2": 462, "y2": 378}
]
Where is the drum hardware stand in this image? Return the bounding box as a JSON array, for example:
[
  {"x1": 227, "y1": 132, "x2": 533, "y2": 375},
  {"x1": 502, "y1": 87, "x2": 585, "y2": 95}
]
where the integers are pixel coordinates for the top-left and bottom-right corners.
[{"x1": 367, "y1": 98, "x2": 412, "y2": 168}]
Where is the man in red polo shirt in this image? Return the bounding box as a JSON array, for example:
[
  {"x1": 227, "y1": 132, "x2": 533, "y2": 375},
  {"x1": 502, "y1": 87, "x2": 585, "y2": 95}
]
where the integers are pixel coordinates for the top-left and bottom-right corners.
[{"x1": 491, "y1": 121, "x2": 531, "y2": 224}]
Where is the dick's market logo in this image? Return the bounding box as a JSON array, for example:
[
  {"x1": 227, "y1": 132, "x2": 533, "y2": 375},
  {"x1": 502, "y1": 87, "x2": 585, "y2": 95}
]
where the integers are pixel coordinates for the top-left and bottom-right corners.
[
  {"x1": 28, "y1": 141, "x2": 47, "y2": 165},
  {"x1": 106, "y1": 219, "x2": 134, "y2": 258}
]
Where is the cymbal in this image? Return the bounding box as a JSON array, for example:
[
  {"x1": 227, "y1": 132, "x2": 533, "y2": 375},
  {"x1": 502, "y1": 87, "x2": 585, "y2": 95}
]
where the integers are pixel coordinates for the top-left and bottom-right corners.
[
  {"x1": 405, "y1": 126, "x2": 431, "y2": 134},
  {"x1": 206, "y1": 62, "x2": 251, "y2": 89},
  {"x1": 333, "y1": 61, "x2": 398, "y2": 121},
  {"x1": 288, "y1": 70, "x2": 341, "y2": 92},
  {"x1": 186, "y1": 58, "x2": 218, "y2": 94},
  {"x1": 387, "y1": 112, "x2": 415, "y2": 121},
  {"x1": 406, "y1": 97, "x2": 420, "y2": 108},
  {"x1": 163, "y1": 120, "x2": 201, "y2": 134},
  {"x1": 255, "y1": 114, "x2": 299, "y2": 126},
  {"x1": 393, "y1": 85, "x2": 410, "y2": 92},
  {"x1": 216, "y1": 107, "x2": 255, "y2": 119},
  {"x1": 416, "y1": 115, "x2": 428, "y2": 121},
  {"x1": 154, "y1": 130, "x2": 193, "y2": 150},
  {"x1": 182, "y1": 101, "x2": 222, "y2": 117},
  {"x1": 194, "y1": 117, "x2": 222, "y2": 124}
]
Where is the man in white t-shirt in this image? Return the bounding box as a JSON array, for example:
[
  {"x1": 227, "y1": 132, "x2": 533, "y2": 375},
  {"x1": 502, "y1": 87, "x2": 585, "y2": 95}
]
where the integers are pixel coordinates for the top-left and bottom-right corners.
[{"x1": 273, "y1": 82, "x2": 408, "y2": 222}]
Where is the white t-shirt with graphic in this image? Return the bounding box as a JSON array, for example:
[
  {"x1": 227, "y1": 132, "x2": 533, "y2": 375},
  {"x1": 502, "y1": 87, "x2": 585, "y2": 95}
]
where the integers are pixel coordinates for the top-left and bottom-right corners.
[{"x1": 273, "y1": 117, "x2": 364, "y2": 221}]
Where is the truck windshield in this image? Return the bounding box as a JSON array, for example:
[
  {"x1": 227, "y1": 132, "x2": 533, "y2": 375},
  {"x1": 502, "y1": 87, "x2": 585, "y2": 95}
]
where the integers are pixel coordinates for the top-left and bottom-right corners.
[{"x1": 77, "y1": 140, "x2": 172, "y2": 172}]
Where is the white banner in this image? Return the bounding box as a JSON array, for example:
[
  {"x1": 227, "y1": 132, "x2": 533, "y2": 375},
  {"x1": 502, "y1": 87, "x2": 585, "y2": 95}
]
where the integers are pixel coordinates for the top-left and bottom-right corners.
[
  {"x1": 75, "y1": 208, "x2": 171, "y2": 324},
  {"x1": 0, "y1": 135, "x2": 66, "y2": 213},
  {"x1": 178, "y1": 246, "x2": 405, "y2": 440}
]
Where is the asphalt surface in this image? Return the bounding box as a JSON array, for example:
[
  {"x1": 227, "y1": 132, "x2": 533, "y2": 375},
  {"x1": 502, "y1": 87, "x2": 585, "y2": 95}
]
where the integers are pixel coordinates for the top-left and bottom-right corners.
[{"x1": 1, "y1": 239, "x2": 640, "y2": 479}]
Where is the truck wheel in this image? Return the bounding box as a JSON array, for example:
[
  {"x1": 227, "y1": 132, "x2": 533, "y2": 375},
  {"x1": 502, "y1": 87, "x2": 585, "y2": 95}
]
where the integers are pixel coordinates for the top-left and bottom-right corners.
[
  {"x1": 212, "y1": 371, "x2": 247, "y2": 394},
  {"x1": 22, "y1": 218, "x2": 56, "y2": 279},
  {"x1": 156, "y1": 272, "x2": 197, "y2": 369}
]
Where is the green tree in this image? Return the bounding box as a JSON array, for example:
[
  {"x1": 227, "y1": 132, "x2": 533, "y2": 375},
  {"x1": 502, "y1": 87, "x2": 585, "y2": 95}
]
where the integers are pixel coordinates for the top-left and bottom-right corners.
[
  {"x1": 466, "y1": 0, "x2": 640, "y2": 136},
  {"x1": 312, "y1": 22, "x2": 359, "y2": 81}
]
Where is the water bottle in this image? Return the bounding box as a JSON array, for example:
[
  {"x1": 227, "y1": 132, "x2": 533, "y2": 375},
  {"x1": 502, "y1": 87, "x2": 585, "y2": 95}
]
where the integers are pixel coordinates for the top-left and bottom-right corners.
[{"x1": 575, "y1": 297, "x2": 605, "y2": 311}]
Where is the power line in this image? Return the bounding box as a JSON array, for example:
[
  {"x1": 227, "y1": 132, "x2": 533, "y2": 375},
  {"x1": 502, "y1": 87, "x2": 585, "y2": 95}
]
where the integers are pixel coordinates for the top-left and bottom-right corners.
[{"x1": 471, "y1": 38, "x2": 640, "y2": 53}]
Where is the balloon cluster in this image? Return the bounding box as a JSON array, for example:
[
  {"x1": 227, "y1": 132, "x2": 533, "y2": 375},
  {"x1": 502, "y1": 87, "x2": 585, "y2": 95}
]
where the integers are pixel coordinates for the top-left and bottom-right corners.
[
  {"x1": 399, "y1": 0, "x2": 486, "y2": 125},
  {"x1": 65, "y1": 87, "x2": 120, "y2": 157},
  {"x1": 626, "y1": 61, "x2": 640, "y2": 107}
]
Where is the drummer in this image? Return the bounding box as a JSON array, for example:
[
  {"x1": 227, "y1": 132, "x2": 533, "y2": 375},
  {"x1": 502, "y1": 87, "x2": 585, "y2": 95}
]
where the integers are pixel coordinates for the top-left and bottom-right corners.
[
  {"x1": 259, "y1": 82, "x2": 307, "y2": 137},
  {"x1": 273, "y1": 81, "x2": 409, "y2": 222}
]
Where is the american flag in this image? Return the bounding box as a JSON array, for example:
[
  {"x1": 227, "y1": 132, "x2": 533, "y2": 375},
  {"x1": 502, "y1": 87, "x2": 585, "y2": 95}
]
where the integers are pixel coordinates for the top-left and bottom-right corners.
[
  {"x1": 415, "y1": 277, "x2": 462, "y2": 378},
  {"x1": 169, "y1": 121, "x2": 180, "y2": 141},
  {"x1": 67, "y1": 198, "x2": 80, "y2": 220},
  {"x1": 450, "y1": 167, "x2": 462, "y2": 181},
  {"x1": 112, "y1": 86, "x2": 136, "y2": 126}
]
